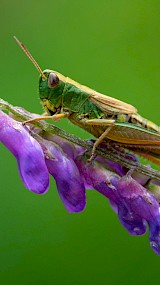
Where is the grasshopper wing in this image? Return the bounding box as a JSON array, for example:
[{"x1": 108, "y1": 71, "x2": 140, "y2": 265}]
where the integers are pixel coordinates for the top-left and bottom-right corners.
[{"x1": 90, "y1": 92, "x2": 137, "y2": 115}]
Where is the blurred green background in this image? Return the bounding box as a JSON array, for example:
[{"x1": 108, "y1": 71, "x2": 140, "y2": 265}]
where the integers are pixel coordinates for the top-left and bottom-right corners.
[{"x1": 1, "y1": 0, "x2": 160, "y2": 284}]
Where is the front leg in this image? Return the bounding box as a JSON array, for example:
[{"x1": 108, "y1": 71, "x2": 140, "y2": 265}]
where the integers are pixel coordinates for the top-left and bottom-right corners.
[{"x1": 22, "y1": 112, "x2": 70, "y2": 125}]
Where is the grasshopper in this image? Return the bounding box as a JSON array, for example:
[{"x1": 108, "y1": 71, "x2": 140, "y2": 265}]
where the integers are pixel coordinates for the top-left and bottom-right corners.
[{"x1": 14, "y1": 37, "x2": 160, "y2": 166}]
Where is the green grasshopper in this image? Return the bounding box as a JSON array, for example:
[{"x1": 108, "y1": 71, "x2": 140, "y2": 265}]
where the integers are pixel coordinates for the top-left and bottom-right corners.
[{"x1": 14, "y1": 37, "x2": 160, "y2": 166}]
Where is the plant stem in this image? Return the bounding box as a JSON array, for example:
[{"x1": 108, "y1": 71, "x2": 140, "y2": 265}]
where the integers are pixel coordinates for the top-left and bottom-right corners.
[{"x1": 1, "y1": 98, "x2": 160, "y2": 182}]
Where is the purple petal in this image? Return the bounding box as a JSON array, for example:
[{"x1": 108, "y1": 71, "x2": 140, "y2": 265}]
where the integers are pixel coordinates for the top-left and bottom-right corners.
[
  {"x1": 149, "y1": 218, "x2": 160, "y2": 256},
  {"x1": 117, "y1": 175, "x2": 160, "y2": 253},
  {"x1": 41, "y1": 132, "x2": 77, "y2": 160},
  {"x1": 0, "y1": 111, "x2": 49, "y2": 194},
  {"x1": 43, "y1": 140, "x2": 86, "y2": 212},
  {"x1": 117, "y1": 203, "x2": 147, "y2": 235},
  {"x1": 75, "y1": 155, "x2": 120, "y2": 199}
]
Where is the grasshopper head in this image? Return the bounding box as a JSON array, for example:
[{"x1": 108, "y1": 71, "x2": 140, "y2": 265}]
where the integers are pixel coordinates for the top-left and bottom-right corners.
[
  {"x1": 39, "y1": 69, "x2": 66, "y2": 115},
  {"x1": 13, "y1": 37, "x2": 67, "y2": 116}
]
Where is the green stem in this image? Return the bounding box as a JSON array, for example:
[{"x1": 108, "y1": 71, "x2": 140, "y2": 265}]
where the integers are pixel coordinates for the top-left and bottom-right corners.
[{"x1": 1, "y1": 98, "x2": 160, "y2": 182}]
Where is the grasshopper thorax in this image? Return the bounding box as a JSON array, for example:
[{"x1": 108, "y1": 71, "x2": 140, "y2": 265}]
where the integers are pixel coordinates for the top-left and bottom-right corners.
[{"x1": 39, "y1": 69, "x2": 66, "y2": 115}]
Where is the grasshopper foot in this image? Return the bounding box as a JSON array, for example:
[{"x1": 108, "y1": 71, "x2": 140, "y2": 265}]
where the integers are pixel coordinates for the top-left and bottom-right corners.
[
  {"x1": 22, "y1": 120, "x2": 28, "y2": 126},
  {"x1": 88, "y1": 152, "x2": 97, "y2": 164}
]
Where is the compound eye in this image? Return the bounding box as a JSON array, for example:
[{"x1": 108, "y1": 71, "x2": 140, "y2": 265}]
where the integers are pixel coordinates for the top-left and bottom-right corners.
[{"x1": 48, "y1": 73, "x2": 59, "y2": 88}]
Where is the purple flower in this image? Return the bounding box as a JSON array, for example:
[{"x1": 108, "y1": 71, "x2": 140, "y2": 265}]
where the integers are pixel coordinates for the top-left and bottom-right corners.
[
  {"x1": 39, "y1": 139, "x2": 86, "y2": 212},
  {"x1": 117, "y1": 175, "x2": 160, "y2": 255},
  {"x1": 1, "y1": 109, "x2": 160, "y2": 255},
  {"x1": 0, "y1": 111, "x2": 49, "y2": 194}
]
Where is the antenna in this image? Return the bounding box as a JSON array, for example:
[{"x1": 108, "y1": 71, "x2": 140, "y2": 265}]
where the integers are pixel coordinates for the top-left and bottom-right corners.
[{"x1": 13, "y1": 36, "x2": 46, "y2": 80}]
